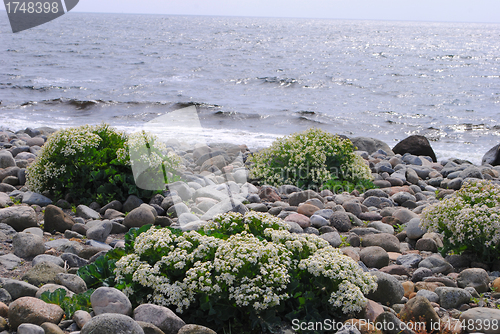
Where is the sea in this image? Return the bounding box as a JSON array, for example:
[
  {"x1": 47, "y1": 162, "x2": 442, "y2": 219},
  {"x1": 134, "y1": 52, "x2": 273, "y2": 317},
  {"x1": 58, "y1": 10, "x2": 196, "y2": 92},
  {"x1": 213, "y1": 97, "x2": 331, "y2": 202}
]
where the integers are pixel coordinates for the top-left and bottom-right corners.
[{"x1": 1, "y1": 13, "x2": 500, "y2": 164}]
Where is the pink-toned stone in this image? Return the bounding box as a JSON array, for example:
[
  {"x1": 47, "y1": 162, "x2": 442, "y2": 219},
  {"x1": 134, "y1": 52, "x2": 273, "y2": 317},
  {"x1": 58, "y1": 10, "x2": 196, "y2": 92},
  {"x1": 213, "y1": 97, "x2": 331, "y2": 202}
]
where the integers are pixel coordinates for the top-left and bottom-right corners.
[
  {"x1": 297, "y1": 204, "x2": 320, "y2": 217},
  {"x1": 284, "y1": 213, "x2": 311, "y2": 228},
  {"x1": 8, "y1": 297, "x2": 64, "y2": 329},
  {"x1": 387, "y1": 252, "x2": 401, "y2": 261},
  {"x1": 379, "y1": 264, "x2": 410, "y2": 276},
  {"x1": 360, "y1": 299, "x2": 384, "y2": 322}
]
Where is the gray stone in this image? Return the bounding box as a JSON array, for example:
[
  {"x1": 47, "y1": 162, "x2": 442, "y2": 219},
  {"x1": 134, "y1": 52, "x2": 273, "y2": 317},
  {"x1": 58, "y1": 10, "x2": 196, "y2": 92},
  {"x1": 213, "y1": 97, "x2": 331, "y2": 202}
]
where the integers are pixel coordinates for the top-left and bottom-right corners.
[
  {"x1": 61, "y1": 253, "x2": 89, "y2": 268},
  {"x1": 459, "y1": 308, "x2": 500, "y2": 334},
  {"x1": 32, "y1": 254, "x2": 65, "y2": 268},
  {"x1": 415, "y1": 238, "x2": 438, "y2": 252},
  {"x1": 310, "y1": 214, "x2": 329, "y2": 228},
  {"x1": 8, "y1": 296, "x2": 64, "y2": 329},
  {"x1": 0, "y1": 252, "x2": 22, "y2": 270},
  {"x1": 351, "y1": 137, "x2": 394, "y2": 156},
  {"x1": 418, "y1": 255, "x2": 453, "y2": 274},
  {"x1": 412, "y1": 267, "x2": 433, "y2": 282},
  {"x1": 456, "y1": 268, "x2": 490, "y2": 293},
  {"x1": 0, "y1": 206, "x2": 38, "y2": 231},
  {"x1": 396, "y1": 254, "x2": 422, "y2": 268},
  {"x1": 0, "y1": 192, "x2": 13, "y2": 208},
  {"x1": 350, "y1": 227, "x2": 382, "y2": 236},
  {"x1": 22, "y1": 192, "x2": 52, "y2": 207},
  {"x1": 458, "y1": 166, "x2": 484, "y2": 179},
  {"x1": 168, "y1": 182, "x2": 194, "y2": 201},
  {"x1": 342, "y1": 200, "x2": 363, "y2": 216},
  {"x1": 362, "y1": 196, "x2": 385, "y2": 208},
  {"x1": 76, "y1": 205, "x2": 100, "y2": 220},
  {"x1": 319, "y1": 232, "x2": 342, "y2": 247},
  {"x1": 122, "y1": 195, "x2": 144, "y2": 213},
  {"x1": 99, "y1": 200, "x2": 123, "y2": 215},
  {"x1": 246, "y1": 202, "x2": 268, "y2": 212},
  {"x1": 367, "y1": 221, "x2": 394, "y2": 234},
  {"x1": 288, "y1": 190, "x2": 324, "y2": 207},
  {"x1": 137, "y1": 321, "x2": 167, "y2": 334},
  {"x1": 375, "y1": 312, "x2": 412, "y2": 334},
  {"x1": 167, "y1": 203, "x2": 191, "y2": 218},
  {"x1": 314, "y1": 209, "x2": 335, "y2": 220},
  {"x1": 434, "y1": 287, "x2": 471, "y2": 309},
  {"x1": 124, "y1": 206, "x2": 156, "y2": 228},
  {"x1": 178, "y1": 213, "x2": 200, "y2": 226},
  {"x1": 13, "y1": 232, "x2": 45, "y2": 258},
  {"x1": 0, "y1": 182, "x2": 16, "y2": 192},
  {"x1": 415, "y1": 290, "x2": 440, "y2": 303},
  {"x1": 17, "y1": 323, "x2": 45, "y2": 334},
  {"x1": 0, "y1": 151, "x2": 15, "y2": 168},
  {"x1": 0, "y1": 287, "x2": 11, "y2": 303},
  {"x1": 482, "y1": 143, "x2": 500, "y2": 166},
  {"x1": 447, "y1": 177, "x2": 463, "y2": 190},
  {"x1": 286, "y1": 221, "x2": 304, "y2": 234},
  {"x1": 81, "y1": 313, "x2": 144, "y2": 334},
  {"x1": 55, "y1": 273, "x2": 87, "y2": 294},
  {"x1": 133, "y1": 303, "x2": 185, "y2": 334},
  {"x1": 392, "y1": 208, "x2": 418, "y2": 224},
  {"x1": 200, "y1": 198, "x2": 247, "y2": 220},
  {"x1": 329, "y1": 212, "x2": 351, "y2": 232},
  {"x1": 360, "y1": 233, "x2": 400, "y2": 252},
  {"x1": 360, "y1": 246, "x2": 389, "y2": 269},
  {"x1": 358, "y1": 211, "x2": 383, "y2": 221},
  {"x1": 367, "y1": 271, "x2": 405, "y2": 305},
  {"x1": 391, "y1": 192, "x2": 416, "y2": 206},
  {"x1": 91, "y1": 287, "x2": 132, "y2": 316},
  {"x1": 22, "y1": 262, "x2": 65, "y2": 286},
  {"x1": 73, "y1": 310, "x2": 92, "y2": 329},
  {"x1": 86, "y1": 221, "x2": 113, "y2": 243},
  {"x1": 2, "y1": 278, "x2": 38, "y2": 299},
  {"x1": 178, "y1": 324, "x2": 217, "y2": 334},
  {"x1": 405, "y1": 218, "x2": 427, "y2": 239}
]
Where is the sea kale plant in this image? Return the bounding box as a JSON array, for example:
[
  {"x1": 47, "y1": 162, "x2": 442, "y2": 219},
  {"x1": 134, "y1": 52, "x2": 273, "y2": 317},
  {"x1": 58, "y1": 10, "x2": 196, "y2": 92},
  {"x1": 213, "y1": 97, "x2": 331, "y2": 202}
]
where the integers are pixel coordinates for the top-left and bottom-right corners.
[
  {"x1": 249, "y1": 128, "x2": 373, "y2": 191},
  {"x1": 26, "y1": 124, "x2": 180, "y2": 205},
  {"x1": 421, "y1": 179, "x2": 500, "y2": 263},
  {"x1": 109, "y1": 212, "x2": 376, "y2": 333}
]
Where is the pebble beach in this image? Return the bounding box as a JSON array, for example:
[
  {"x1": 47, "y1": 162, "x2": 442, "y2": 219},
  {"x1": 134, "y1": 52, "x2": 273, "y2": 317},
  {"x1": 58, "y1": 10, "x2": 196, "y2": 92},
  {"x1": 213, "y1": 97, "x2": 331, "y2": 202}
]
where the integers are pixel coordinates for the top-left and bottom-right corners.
[{"x1": 1, "y1": 126, "x2": 500, "y2": 334}]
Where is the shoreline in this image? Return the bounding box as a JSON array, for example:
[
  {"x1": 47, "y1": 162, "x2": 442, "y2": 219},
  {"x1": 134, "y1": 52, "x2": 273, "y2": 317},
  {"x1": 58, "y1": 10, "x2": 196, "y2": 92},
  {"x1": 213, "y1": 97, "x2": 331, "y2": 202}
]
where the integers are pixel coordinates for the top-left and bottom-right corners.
[{"x1": 0, "y1": 125, "x2": 500, "y2": 333}]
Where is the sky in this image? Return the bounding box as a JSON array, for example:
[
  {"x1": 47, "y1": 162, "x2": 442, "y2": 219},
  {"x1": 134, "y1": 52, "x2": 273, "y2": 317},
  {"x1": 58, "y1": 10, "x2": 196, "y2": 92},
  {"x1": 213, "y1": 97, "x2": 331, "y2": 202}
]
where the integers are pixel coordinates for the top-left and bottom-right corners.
[{"x1": 69, "y1": 0, "x2": 500, "y2": 23}]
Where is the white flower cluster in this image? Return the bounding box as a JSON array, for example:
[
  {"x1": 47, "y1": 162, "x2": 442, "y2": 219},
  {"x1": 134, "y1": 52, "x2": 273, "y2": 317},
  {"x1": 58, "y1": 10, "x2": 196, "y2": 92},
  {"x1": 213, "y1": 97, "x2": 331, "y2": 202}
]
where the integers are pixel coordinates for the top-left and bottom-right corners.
[
  {"x1": 421, "y1": 179, "x2": 500, "y2": 248},
  {"x1": 249, "y1": 128, "x2": 372, "y2": 187},
  {"x1": 26, "y1": 124, "x2": 123, "y2": 192},
  {"x1": 114, "y1": 212, "x2": 377, "y2": 315},
  {"x1": 126, "y1": 131, "x2": 181, "y2": 172}
]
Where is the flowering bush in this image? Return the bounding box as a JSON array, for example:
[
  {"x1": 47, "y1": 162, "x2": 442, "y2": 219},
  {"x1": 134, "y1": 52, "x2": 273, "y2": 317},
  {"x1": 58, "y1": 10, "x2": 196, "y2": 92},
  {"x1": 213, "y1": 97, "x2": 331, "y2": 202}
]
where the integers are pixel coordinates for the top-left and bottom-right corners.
[
  {"x1": 421, "y1": 179, "x2": 500, "y2": 263},
  {"x1": 249, "y1": 128, "x2": 373, "y2": 190},
  {"x1": 26, "y1": 124, "x2": 179, "y2": 205},
  {"x1": 109, "y1": 212, "x2": 376, "y2": 333}
]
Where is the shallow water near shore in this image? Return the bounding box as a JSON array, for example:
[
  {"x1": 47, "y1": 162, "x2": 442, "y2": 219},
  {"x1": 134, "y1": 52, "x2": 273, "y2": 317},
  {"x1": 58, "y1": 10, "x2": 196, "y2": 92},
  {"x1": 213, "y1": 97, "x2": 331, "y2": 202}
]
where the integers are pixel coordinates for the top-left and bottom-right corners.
[{"x1": 1, "y1": 13, "x2": 500, "y2": 164}]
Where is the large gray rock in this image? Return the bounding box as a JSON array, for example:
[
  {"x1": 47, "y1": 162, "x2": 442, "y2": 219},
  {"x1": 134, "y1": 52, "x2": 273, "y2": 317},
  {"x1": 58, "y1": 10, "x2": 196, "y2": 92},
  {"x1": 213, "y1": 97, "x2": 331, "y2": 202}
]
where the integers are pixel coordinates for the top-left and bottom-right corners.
[
  {"x1": 0, "y1": 206, "x2": 38, "y2": 231},
  {"x1": 0, "y1": 253, "x2": 22, "y2": 270},
  {"x1": 43, "y1": 205, "x2": 75, "y2": 233},
  {"x1": 482, "y1": 143, "x2": 500, "y2": 166},
  {"x1": 405, "y1": 218, "x2": 427, "y2": 240},
  {"x1": 123, "y1": 205, "x2": 155, "y2": 228},
  {"x1": 435, "y1": 287, "x2": 471, "y2": 309},
  {"x1": 55, "y1": 273, "x2": 88, "y2": 294},
  {"x1": 32, "y1": 254, "x2": 65, "y2": 268},
  {"x1": 288, "y1": 190, "x2": 324, "y2": 207},
  {"x1": 2, "y1": 279, "x2": 38, "y2": 299},
  {"x1": 460, "y1": 308, "x2": 500, "y2": 334},
  {"x1": 329, "y1": 212, "x2": 351, "y2": 232},
  {"x1": 17, "y1": 323, "x2": 45, "y2": 334},
  {"x1": 456, "y1": 268, "x2": 490, "y2": 293},
  {"x1": 22, "y1": 262, "x2": 65, "y2": 286},
  {"x1": 392, "y1": 135, "x2": 437, "y2": 162},
  {"x1": 351, "y1": 137, "x2": 394, "y2": 156},
  {"x1": 391, "y1": 192, "x2": 416, "y2": 205},
  {"x1": 392, "y1": 208, "x2": 418, "y2": 224},
  {"x1": 0, "y1": 192, "x2": 12, "y2": 208},
  {"x1": 91, "y1": 287, "x2": 132, "y2": 316},
  {"x1": 396, "y1": 254, "x2": 422, "y2": 268},
  {"x1": 458, "y1": 166, "x2": 484, "y2": 179},
  {"x1": 366, "y1": 271, "x2": 405, "y2": 306},
  {"x1": 133, "y1": 303, "x2": 185, "y2": 334},
  {"x1": 86, "y1": 221, "x2": 113, "y2": 242},
  {"x1": 360, "y1": 233, "x2": 400, "y2": 253},
  {"x1": 8, "y1": 296, "x2": 65, "y2": 329},
  {"x1": 122, "y1": 195, "x2": 144, "y2": 213},
  {"x1": 13, "y1": 232, "x2": 45, "y2": 258},
  {"x1": 319, "y1": 232, "x2": 342, "y2": 247},
  {"x1": 22, "y1": 192, "x2": 52, "y2": 207},
  {"x1": 99, "y1": 200, "x2": 123, "y2": 215},
  {"x1": 76, "y1": 205, "x2": 100, "y2": 220},
  {"x1": 360, "y1": 246, "x2": 389, "y2": 269},
  {"x1": 81, "y1": 313, "x2": 144, "y2": 334},
  {"x1": 418, "y1": 255, "x2": 453, "y2": 274},
  {"x1": 0, "y1": 151, "x2": 16, "y2": 168}
]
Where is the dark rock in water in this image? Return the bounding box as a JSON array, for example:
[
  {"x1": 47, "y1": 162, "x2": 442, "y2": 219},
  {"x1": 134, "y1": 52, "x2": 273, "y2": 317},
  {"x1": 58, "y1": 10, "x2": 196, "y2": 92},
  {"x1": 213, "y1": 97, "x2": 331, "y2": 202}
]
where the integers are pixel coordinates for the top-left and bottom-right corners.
[
  {"x1": 351, "y1": 137, "x2": 394, "y2": 156},
  {"x1": 393, "y1": 135, "x2": 437, "y2": 162},
  {"x1": 482, "y1": 143, "x2": 500, "y2": 166}
]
